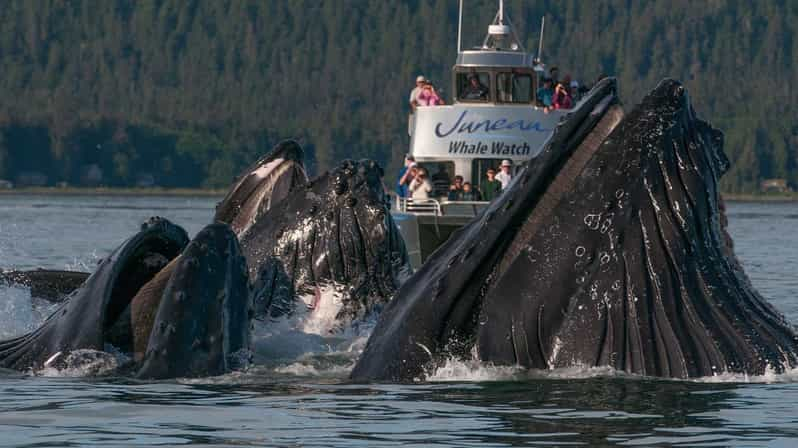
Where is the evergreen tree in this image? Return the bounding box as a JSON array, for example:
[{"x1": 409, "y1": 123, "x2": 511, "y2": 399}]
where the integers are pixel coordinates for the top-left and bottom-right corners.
[{"x1": 0, "y1": 0, "x2": 792, "y2": 192}]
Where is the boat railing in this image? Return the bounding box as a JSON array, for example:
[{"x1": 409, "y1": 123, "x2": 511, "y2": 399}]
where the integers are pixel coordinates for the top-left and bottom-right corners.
[
  {"x1": 396, "y1": 197, "x2": 442, "y2": 215},
  {"x1": 440, "y1": 200, "x2": 488, "y2": 217},
  {"x1": 395, "y1": 196, "x2": 489, "y2": 217}
]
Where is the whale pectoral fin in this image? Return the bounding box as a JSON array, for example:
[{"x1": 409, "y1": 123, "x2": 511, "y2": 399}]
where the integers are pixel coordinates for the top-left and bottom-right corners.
[
  {"x1": 0, "y1": 269, "x2": 90, "y2": 302},
  {"x1": 136, "y1": 224, "x2": 251, "y2": 379}
]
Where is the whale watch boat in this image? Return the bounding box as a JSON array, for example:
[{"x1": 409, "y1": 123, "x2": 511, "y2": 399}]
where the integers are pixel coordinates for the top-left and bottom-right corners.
[{"x1": 393, "y1": 0, "x2": 597, "y2": 269}]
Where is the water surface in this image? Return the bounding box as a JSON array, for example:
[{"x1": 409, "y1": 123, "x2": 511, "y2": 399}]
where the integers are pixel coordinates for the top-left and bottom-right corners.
[{"x1": 1, "y1": 195, "x2": 797, "y2": 447}]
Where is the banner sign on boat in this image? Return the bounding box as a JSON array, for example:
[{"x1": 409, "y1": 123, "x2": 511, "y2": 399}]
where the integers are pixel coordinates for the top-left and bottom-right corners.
[{"x1": 409, "y1": 105, "x2": 565, "y2": 161}]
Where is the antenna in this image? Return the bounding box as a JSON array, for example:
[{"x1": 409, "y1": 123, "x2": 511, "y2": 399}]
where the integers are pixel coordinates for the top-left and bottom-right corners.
[
  {"x1": 457, "y1": 0, "x2": 463, "y2": 53},
  {"x1": 484, "y1": 1, "x2": 523, "y2": 51},
  {"x1": 537, "y1": 16, "x2": 545, "y2": 62}
]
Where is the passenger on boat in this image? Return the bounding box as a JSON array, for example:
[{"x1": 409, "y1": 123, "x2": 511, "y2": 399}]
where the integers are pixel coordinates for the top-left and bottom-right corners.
[
  {"x1": 562, "y1": 74, "x2": 572, "y2": 89},
  {"x1": 461, "y1": 182, "x2": 482, "y2": 201},
  {"x1": 462, "y1": 75, "x2": 489, "y2": 101},
  {"x1": 548, "y1": 66, "x2": 560, "y2": 86},
  {"x1": 482, "y1": 168, "x2": 502, "y2": 201},
  {"x1": 552, "y1": 83, "x2": 573, "y2": 110},
  {"x1": 409, "y1": 167, "x2": 433, "y2": 200},
  {"x1": 431, "y1": 163, "x2": 451, "y2": 197},
  {"x1": 536, "y1": 78, "x2": 554, "y2": 108},
  {"x1": 418, "y1": 81, "x2": 445, "y2": 106},
  {"x1": 409, "y1": 75, "x2": 426, "y2": 113},
  {"x1": 447, "y1": 175, "x2": 464, "y2": 200},
  {"x1": 396, "y1": 155, "x2": 416, "y2": 198},
  {"x1": 495, "y1": 160, "x2": 513, "y2": 190}
]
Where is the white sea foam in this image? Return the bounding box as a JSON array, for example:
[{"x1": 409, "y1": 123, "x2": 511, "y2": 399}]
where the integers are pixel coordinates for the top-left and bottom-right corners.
[
  {"x1": 428, "y1": 359, "x2": 623, "y2": 382},
  {"x1": 691, "y1": 364, "x2": 798, "y2": 384},
  {"x1": 274, "y1": 358, "x2": 357, "y2": 378},
  {"x1": 36, "y1": 348, "x2": 131, "y2": 377},
  {"x1": 426, "y1": 357, "x2": 798, "y2": 384}
]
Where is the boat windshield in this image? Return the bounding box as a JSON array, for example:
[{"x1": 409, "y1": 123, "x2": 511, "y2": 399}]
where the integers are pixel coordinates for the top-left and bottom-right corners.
[
  {"x1": 456, "y1": 72, "x2": 490, "y2": 102},
  {"x1": 497, "y1": 72, "x2": 533, "y2": 103}
]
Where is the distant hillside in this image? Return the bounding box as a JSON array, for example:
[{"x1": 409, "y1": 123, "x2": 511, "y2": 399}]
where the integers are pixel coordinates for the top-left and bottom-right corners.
[{"x1": 0, "y1": 0, "x2": 794, "y2": 191}]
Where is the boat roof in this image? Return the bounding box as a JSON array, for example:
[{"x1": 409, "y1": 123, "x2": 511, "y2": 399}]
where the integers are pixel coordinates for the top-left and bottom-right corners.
[{"x1": 455, "y1": 50, "x2": 537, "y2": 68}]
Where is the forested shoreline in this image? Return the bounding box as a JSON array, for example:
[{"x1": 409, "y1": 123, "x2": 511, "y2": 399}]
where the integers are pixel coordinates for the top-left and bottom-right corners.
[{"x1": 0, "y1": 0, "x2": 795, "y2": 192}]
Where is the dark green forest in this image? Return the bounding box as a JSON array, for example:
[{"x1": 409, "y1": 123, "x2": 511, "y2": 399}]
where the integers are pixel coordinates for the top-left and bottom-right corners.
[{"x1": 0, "y1": 0, "x2": 795, "y2": 191}]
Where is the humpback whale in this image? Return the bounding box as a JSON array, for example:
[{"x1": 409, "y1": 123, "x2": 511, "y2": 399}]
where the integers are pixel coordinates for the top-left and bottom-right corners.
[
  {"x1": 0, "y1": 140, "x2": 306, "y2": 305},
  {"x1": 0, "y1": 141, "x2": 409, "y2": 376},
  {"x1": 213, "y1": 141, "x2": 410, "y2": 329},
  {"x1": 0, "y1": 218, "x2": 251, "y2": 378},
  {"x1": 351, "y1": 79, "x2": 798, "y2": 381},
  {"x1": 241, "y1": 159, "x2": 411, "y2": 329}
]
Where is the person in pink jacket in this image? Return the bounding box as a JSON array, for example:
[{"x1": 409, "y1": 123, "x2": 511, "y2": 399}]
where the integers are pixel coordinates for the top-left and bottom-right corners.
[
  {"x1": 417, "y1": 82, "x2": 445, "y2": 106},
  {"x1": 552, "y1": 83, "x2": 573, "y2": 110}
]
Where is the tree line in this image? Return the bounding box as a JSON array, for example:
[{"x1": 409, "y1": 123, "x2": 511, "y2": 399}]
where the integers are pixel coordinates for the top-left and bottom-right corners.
[{"x1": 0, "y1": 0, "x2": 794, "y2": 192}]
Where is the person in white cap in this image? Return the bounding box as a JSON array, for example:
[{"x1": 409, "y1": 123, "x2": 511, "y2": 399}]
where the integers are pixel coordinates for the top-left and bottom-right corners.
[
  {"x1": 409, "y1": 75, "x2": 426, "y2": 113},
  {"x1": 495, "y1": 159, "x2": 513, "y2": 190}
]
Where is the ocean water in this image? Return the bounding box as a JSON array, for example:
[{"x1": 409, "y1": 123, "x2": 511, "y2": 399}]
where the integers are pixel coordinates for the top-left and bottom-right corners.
[{"x1": 1, "y1": 194, "x2": 798, "y2": 447}]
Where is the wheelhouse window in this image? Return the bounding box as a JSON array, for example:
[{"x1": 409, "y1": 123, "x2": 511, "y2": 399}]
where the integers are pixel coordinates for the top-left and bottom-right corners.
[
  {"x1": 497, "y1": 73, "x2": 533, "y2": 103},
  {"x1": 456, "y1": 72, "x2": 490, "y2": 102}
]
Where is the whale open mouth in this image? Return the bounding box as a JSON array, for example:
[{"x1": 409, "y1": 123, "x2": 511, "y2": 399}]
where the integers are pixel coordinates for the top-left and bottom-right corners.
[
  {"x1": 353, "y1": 78, "x2": 798, "y2": 382},
  {"x1": 0, "y1": 218, "x2": 189, "y2": 373},
  {"x1": 351, "y1": 78, "x2": 622, "y2": 381},
  {"x1": 102, "y1": 247, "x2": 178, "y2": 354},
  {"x1": 215, "y1": 140, "x2": 308, "y2": 237},
  {"x1": 101, "y1": 226, "x2": 187, "y2": 355}
]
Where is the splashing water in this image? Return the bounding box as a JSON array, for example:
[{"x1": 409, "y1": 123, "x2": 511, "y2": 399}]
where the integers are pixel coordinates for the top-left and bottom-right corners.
[
  {"x1": 0, "y1": 284, "x2": 60, "y2": 339},
  {"x1": 246, "y1": 282, "x2": 377, "y2": 377},
  {"x1": 63, "y1": 250, "x2": 101, "y2": 272},
  {"x1": 426, "y1": 357, "x2": 798, "y2": 384}
]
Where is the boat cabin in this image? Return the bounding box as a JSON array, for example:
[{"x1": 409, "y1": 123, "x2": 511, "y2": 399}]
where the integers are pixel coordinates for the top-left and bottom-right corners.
[
  {"x1": 406, "y1": 4, "x2": 571, "y2": 201},
  {"x1": 395, "y1": 1, "x2": 581, "y2": 269}
]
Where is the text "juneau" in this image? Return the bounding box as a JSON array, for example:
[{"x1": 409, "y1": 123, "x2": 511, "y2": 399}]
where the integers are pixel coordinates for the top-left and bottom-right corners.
[{"x1": 434, "y1": 110, "x2": 548, "y2": 138}]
